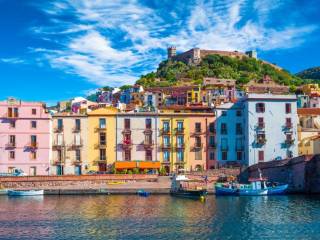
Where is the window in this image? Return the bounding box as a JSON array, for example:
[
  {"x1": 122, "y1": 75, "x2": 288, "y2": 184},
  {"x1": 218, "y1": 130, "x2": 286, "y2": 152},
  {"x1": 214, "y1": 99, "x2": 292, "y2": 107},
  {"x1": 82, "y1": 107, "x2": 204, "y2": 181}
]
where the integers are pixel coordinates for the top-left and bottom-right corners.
[
  {"x1": 221, "y1": 138, "x2": 228, "y2": 151},
  {"x1": 163, "y1": 121, "x2": 170, "y2": 132},
  {"x1": 236, "y1": 138, "x2": 243, "y2": 151},
  {"x1": 29, "y1": 167, "x2": 36, "y2": 176},
  {"x1": 13, "y1": 108, "x2": 19, "y2": 117},
  {"x1": 9, "y1": 120, "x2": 15, "y2": 128},
  {"x1": 221, "y1": 123, "x2": 227, "y2": 134},
  {"x1": 258, "y1": 117, "x2": 264, "y2": 128},
  {"x1": 177, "y1": 150, "x2": 184, "y2": 162},
  {"x1": 177, "y1": 121, "x2": 184, "y2": 131},
  {"x1": 163, "y1": 136, "x2": 170, "y2": 147},
  {"x1": 124, "y1": 150, "x2": 131, "y2": 161},
  {"x1": 258, "y1": 151, "x2": 264, "y2": 162},
  {"x1": 222, "y1": 151, "x2": 228, "y2": 161},
  {"x1": 285, "y1": 103, "x2": 291, "y2": 114},
  {"x1": 124, "y1": 119, "x2": 130, "y2": 129},
  {"x1": 99, "y1": 118, "x2": 106, "y2": 129},
  {"x1": 30, "y1": 151, "x2": 37, "y2": 160},
  {"x1": 237, "y1": 151, "x2": 242, "y2": 161},
  {"x1": 146, "y1": 119, "x2": 152, "y2": 129},
  {"x1": 209, "y1": 151, "x2": 215, "y2": 160},
  {"x1": 57, "y1": 119, "x2": 63, "y2": 130},
  {"x1": 57, "y1": 150, "x2": 63, "y2": 161},
  {"x1": 222, "y1": 111, "x2": 227, "y2": 116},
  {"x1": 145, "y1": 134, "x2": 152, "y2": 144},
  {"x1": 195, "y1": 149, "x2": 202, "y2": 160},
  {"x1": 236, "y1": 110, "x2": 242, "y2": 117},
  {"x1": 99, "y1": 132, "x2": 106, "y2": 145},
  {"x1": 195, "y1": 123, "x2": 201, "y2": 133},
  {"x1": 76, "y1": 149, "x2": 81, "y2": 161},
  {"x1": 9, "y1": 151, "x2": 15, "y2": 159},
  {"x1": 163, "y1": 151, "x2": 170, "y2": 162},
  {"x1": 286, "y1": 118, "x2": 292, "y2": 128},
  {"x1": 100, "y1": 149, "x2": 106, "y2": 161},
  {"x1": 9, "y1": 135, "x2": 15, "y2": 145},
  {"x1": 32, "y1": 108, "x2": 37, "y2": 115},
  {"x1": 256, "y1": 103, "x2": 265, "y2": 113},
  {"x1": 209, "y1": 136, "x2": 215, "y2": 147},
  {"x1": 31, "y1": 135, "x2": 37, "y2": 146},
  {"x1": 31, "y1": 121, "x2": 37, "y2": 129},
  {"x1": 75, "y1": 119, "x2": 81, "y2": 131},
  {"x1": 146, "y1": 150, "x2": 152, "y2": 161},
  {"x1": 75, "y1": 134, "x2": 81, "y2": 145},
  {"x1": 236, "y1": 123, "x2": 242, "y2": 135},
  {"x1": 177, "y1": 136, "x2": 184, "y2": 147},
  {"x1": 209, "y1": 122, "x2": 215, "y2": 133}
]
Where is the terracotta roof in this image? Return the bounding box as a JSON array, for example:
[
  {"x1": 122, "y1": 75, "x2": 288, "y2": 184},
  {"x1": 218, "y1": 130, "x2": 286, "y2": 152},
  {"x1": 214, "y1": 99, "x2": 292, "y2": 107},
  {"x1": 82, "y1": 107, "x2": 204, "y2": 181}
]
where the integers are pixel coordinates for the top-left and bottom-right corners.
[{"x1": 297, "y1": 108, "x2": 320, "y2": 115}]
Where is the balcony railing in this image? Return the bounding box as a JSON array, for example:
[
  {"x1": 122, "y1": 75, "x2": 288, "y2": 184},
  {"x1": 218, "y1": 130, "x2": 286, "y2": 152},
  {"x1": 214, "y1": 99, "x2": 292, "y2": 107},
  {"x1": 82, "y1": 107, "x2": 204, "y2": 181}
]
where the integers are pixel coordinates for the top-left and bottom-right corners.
[
  {"x1": 209, "y1": 128, "x2": 216, "y2": 134},
  {"x1": 122, "y1": 128, "x2": 132, "y2": 134},
  {"x1": 5, "y1": 142, "x2": 16, "y2": 148},
  {"x1": 70, "y1": 141, "x2": 83, "y2": 149},
  {"x1": 122, "y1": 139, "x2": 133, "y2": 149},
  {"x1": 95, "y1": 126, "x2": 106, "y2": 132},
  {"x1": 143, "y1": 140, "x2": 154, "y2": 148},
  {"x1": 3, "y1": 113, "x2": 19, "y2": 119},
  {"x1": 174, "y1": 128, "x2": 185, "y2": 135},
  {"x1": 73, "y1": 160, "x2": 82, "y2": 165},
  {"x1": 256, "y1": 122, "x2": 265, "y2": 129},
  {"x1": 145, "y1": 156, "x2": 153, "y2": 161},
  {"x1": 161, "y1": 144, "x2": 172, "y2": 150},
  {"x1": 53, "y1": 159, "x2": 65, "y2": 165},
  {"x1": 208, "y1": 143, "x2": 216, "y2": 149},
  {"x1": 175, "y1": 143, "x2": 185, "y2": 149},
  {"x1": 95, "y1": 142, "x2": 107, "y2": 149},
  {"x1": 160, "y1": 128, "x2": 171, "y2": 135},
  {"x1": 54, "y1": 127, "x2": 64, "y2": 133},
  {"x1": 143, "y1": 128, "x2": 153, "y2": 134},
  {"x1": 285, "y1": 138, "x2": 294, "y2": 145},
  {"x1": 256, "y1": 137, "x2": 267, "y2": 145},
  {"x1": 284, "y1": 123, "x2": 293, "y2": 129},
  {"x1": 94, "y1": 158, "x2": 107, "y2": 164},
  {"x1": 220, "y1": 146, "x2": 229, "y2": 151},
  {"x1": 26, "y1": 142, "x2": 38, "y2": 149},
  {"x1": 193, "y1": 143, "x2": 203, "y2": 149},
  {"x1": 72, "y1": 127, "x2": 81, "y2": 133},
  {"x1": 52, "y1": 142, "x2": 65, "y2": 149}
]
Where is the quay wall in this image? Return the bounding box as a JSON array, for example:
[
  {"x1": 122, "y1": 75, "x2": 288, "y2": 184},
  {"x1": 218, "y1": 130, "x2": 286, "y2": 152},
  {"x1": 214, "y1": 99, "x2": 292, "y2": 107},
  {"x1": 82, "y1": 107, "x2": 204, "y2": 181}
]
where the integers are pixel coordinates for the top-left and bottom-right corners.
[{"x1": 242, "y1": 155, "x2": 320, "y2": 193}]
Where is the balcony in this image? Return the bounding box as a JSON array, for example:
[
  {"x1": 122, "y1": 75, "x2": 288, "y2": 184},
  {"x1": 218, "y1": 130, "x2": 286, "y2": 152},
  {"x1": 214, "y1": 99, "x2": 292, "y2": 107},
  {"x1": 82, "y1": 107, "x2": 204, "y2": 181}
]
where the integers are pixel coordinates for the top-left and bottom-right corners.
[
  {"x1": 285, "y1": 138, "x2": 295, "y2": 145},
  {"x1": 53, "y1": 159, "x2": 65, "y2": 165},
  {"x1": 5, "y1": 142, "x2": 16, "y2": 149},
  {"x1": 122, "y1": 139, "x2": 133, "y2": 149},
  {"x1": 284, "y1": 122, "x2": 293, "y2": 129},
  {"x1": 220, "y1": 146, "x2": 229, "y2": 151},
  {"x1": 25, "y1": 142, "x2": 38, "y2": 149},
  {"x1": 54, "y1": 127, "x2": 64, "y2": 133},
  {"x1": 193, "y1": 143, "x2": 203, "y2": 149},
  {"x1": 256, "y1": 122, "x2": 265, "y2": 129},
  {"x1": 122, "y1": 128, "x2": 132, "y2": 135},
  {"x1": 95, "y1": 142, "x2": 107, "y2": 149},
  {"x1": 95, "y1": 126, "x2": 106, "y2": 132},
  {"x1": 3, "y1": 113, "x2": 19, "y2": 119},
  {"x1": 192, "y1": 129, "x2": 203, "y2": 136},
  {"x1": 145, "y1": 156, "x2": 153, "y2": 161},
  {"x1": 70, "y1": 140, "x2": 83, "y2": 149},
  {"x1": 174, "y1": 128, "x2": 185, "y2": 135},
  {"x1": 160, "y1": 128, "x2": 171, "y2": 135},
  {"x1": 73, "y1": 160, "x2": 82, "y2": 165},
  {"x1": 256, "y1": 137, "x2": 267, "y2": 145},
  {"x1": 143, "y1": 128, "x2": 153, "y2": 134},
  {"x1": 161, "y1": 144, "x2": 172, "y2": 150},
  {"x1": 175, "y1": 143, "x2": 185, "y2": 149},
  {"x1": 208, "y1": 143, "x2": 216, "y2": 149},
  {"x1": 72, "y1": 127, "x2": 81, "y2": 133},
  {"x1": 52, "y1": 142, "x2": 65, "y2": 150},
  {"x1": 209, "y1": 128, "x2": 216, "y2": 134},
  {"x1": 143, "y1": 140, "x2": 154, "y2": 149},
  {"x1": 94, "y1": 158, "x2": 107, "y2": 164}
]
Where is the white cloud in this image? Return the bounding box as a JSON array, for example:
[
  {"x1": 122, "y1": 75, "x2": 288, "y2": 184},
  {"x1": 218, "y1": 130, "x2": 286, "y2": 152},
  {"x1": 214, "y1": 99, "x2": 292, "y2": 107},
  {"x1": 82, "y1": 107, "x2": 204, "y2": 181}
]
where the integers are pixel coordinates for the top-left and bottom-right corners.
[
  {"x1": 29, "y1": 0, "x2": 317, "y2": 86},
  {"x1": 0, "y1": 58, "x2": 25, "y2": 64}
]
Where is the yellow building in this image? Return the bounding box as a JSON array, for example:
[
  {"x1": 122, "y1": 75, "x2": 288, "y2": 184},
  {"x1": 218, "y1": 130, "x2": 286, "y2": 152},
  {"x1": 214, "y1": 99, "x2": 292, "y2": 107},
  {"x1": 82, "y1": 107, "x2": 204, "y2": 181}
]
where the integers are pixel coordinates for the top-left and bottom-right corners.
[
  {"x1": 298, "y1": 108, "x2": 320, "y2": 155},
  {"x1": 87, "y1": 107, "x2": 118, "y2": 172}
]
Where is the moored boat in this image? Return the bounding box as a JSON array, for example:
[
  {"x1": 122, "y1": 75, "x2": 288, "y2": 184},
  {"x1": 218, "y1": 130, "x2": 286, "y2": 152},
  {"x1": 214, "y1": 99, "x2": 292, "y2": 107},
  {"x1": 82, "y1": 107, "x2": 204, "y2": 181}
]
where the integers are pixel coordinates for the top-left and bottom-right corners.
[
  {"x1": 171, "y1": 175, "x2": 208, "y2": 200},
  {"x1": 7, "y1": 190, "x2": 44, "y2": 196}
]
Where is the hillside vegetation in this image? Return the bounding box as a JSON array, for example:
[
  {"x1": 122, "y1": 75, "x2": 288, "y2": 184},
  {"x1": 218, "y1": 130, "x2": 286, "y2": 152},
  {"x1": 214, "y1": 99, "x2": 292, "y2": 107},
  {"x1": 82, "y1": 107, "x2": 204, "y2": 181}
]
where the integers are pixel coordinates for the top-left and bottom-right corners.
[
  {"x1": 297, "y1": 67, "x2": 320, "y2": 81},
  {"x1": 136, "y1": 54, "x2": 304, "y2": 88}
]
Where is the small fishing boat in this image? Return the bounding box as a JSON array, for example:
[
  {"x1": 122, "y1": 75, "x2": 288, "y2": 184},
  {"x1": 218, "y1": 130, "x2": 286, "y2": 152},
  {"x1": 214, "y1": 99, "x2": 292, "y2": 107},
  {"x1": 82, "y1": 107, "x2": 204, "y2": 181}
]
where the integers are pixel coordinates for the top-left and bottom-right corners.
[
  {"x1": 215, "y1": 177, "x2": 288, "y2": 196},
  {"x1": 171, "y1": 175, "x2": 208, "y2": 200},
  {"x1": 7, "y1": 190, "x2": 44, "y2": 196}
]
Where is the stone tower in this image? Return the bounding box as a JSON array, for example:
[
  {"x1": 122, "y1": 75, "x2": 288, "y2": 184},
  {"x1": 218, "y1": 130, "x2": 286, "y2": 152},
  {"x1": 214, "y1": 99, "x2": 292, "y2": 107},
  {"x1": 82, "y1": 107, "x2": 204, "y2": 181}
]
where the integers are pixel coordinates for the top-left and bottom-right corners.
[
  {"x1": 167, "y1": 46, "x2": 176, "y2": 59},
  {"x1": 245, "y1": 50, "x2": 258, "y2": 59}
]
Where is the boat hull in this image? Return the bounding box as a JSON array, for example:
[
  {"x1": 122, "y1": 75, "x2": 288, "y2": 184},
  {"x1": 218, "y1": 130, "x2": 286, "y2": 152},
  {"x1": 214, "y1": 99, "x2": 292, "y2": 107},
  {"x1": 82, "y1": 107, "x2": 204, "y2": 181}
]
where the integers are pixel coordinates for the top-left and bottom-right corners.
[
  {"x1": 215, "y1": 186, "x2": 237, "y2": 196},
  {"x1": 171, "y1": 190, "x2": 208, "y2": 199},
  {"x1": 7, "y1": 190, "x2": 44, "y2": 196},
  {"x1": 215, "y1": 184, "x2": 288, "y2": 196}
]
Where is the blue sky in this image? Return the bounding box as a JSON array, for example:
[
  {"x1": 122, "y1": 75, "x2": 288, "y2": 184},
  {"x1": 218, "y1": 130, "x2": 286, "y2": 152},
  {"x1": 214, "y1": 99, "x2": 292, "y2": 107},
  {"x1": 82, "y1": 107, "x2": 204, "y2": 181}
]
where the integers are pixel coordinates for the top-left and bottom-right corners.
[{"x1": 0, "y1": 0, "x2": 319, "y2": 105}]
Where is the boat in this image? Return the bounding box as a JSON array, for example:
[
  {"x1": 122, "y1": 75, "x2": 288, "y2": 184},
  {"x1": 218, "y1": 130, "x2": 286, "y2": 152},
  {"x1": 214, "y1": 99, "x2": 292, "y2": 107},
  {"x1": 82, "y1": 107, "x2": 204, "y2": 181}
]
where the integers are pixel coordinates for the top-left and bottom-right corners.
[
  {"x1": 215, "y1": 178, "x2": 288, "y2": 196},
  {"x1": 137, "y1": 190, "x2": 150, "y2": 197},
  {"x1": 170, "y1": 175, "x2": 208, "y2": 200},
  {"x1": 7, "y1": 190, "x2": 44, "y2": 196}
]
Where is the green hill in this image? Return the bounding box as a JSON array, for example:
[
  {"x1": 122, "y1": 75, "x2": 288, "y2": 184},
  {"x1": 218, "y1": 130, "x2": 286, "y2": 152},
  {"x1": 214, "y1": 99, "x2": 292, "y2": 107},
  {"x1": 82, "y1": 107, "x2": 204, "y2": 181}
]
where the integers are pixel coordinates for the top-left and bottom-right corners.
[
  {"x1": 296, "y1": 67, "x2": 320, "y2": 80},
  {"x1": 136, "y1": 54, "x2": 303, "y2": 89}
]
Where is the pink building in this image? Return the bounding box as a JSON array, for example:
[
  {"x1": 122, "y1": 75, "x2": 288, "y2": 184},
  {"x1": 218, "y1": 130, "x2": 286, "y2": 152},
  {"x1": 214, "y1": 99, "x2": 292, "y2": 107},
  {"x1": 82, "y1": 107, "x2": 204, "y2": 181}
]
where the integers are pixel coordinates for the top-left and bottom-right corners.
[{"x1": 0, "y1": 98, "x2": 51, "y2": 175}]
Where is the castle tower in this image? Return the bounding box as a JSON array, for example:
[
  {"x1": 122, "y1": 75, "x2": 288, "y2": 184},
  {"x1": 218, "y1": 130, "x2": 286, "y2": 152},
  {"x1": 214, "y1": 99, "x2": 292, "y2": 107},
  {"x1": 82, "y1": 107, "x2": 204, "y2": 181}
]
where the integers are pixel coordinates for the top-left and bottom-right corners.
[
  {"x1": 167, "y1": 46, "x2": 176, "y2": 59},
  {"x1": 245, "y1": 50, "x2": 257, "y2": 59}
]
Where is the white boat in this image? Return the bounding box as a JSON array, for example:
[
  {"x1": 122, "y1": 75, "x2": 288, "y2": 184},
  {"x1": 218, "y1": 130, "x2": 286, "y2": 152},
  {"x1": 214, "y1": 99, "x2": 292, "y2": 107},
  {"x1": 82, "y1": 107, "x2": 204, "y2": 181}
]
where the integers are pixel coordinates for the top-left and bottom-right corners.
[{"x1": 7, "y1": 190, "x2": 44, "y2": 196}]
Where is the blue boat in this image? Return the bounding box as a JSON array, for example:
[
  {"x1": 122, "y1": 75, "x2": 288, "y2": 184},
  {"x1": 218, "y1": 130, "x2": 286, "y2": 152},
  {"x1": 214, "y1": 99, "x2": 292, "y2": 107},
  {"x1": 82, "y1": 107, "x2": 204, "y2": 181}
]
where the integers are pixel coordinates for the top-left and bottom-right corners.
[
  {"x1": 7, "y1": 189, "x2": 44, "y2": 196},
  {"x1": 137, "y1": 190, "x2": 150, "y2": 197},
  {"x1": 215, "y1": 177, "x2": 288, "y2": 196}
]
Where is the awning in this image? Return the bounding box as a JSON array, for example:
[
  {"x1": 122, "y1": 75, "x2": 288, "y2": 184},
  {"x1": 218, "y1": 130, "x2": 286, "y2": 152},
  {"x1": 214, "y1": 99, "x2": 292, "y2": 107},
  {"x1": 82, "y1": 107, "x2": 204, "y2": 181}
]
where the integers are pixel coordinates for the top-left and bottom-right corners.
[
  {"x1": 138, "y1": 161, "x2": 161, "y2": 169},
  {"x1": 115, "y1": 161, "x2": 137, "y2": 169}
]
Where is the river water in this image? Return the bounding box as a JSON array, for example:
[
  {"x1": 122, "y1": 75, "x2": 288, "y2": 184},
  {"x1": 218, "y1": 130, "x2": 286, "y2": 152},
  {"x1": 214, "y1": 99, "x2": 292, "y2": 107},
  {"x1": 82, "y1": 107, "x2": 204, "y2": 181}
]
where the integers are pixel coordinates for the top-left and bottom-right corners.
[{"x1": 0, "y1": 195, "x2": 320, "y2": 239}]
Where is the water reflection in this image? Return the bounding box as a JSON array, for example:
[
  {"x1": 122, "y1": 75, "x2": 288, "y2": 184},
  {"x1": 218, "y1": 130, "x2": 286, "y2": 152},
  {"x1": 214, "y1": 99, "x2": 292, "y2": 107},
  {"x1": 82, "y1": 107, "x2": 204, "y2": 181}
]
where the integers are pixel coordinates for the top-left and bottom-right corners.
[{"x1": 0, "y1": 195, "x2": 320, "y2": 239}]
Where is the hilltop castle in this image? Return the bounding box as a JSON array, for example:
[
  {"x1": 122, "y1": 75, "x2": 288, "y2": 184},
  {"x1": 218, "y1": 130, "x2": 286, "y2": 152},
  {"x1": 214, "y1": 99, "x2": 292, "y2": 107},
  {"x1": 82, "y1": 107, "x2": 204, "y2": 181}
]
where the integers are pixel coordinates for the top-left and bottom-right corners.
[{"x1": 167, "y1": 46, "x2": 257, "y2": 65}]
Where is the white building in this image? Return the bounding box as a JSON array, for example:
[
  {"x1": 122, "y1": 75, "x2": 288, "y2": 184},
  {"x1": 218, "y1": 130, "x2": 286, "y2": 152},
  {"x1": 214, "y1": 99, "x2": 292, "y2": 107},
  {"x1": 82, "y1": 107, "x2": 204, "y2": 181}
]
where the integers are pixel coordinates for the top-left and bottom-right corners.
[{"x1": 243, "y1": 94, "x2": 298, "y2": 166}]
